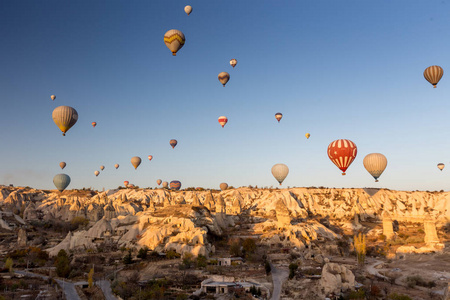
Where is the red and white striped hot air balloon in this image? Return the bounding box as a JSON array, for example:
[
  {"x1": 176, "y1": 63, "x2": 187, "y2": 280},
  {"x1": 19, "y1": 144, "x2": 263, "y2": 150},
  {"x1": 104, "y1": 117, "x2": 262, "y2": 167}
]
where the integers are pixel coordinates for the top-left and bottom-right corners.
[
  {"x1": 327, "y1": 139, "x2": 357, "y2": 175},
  {"x1": 218, "y1": 116, "x2": 228, "y2": 128},
  {"x1": 424, "y1": 65, "x2": 443, "y2": 88},
  {"x1": 148, "y1": 155, "x2": 153, "y2": 161}
]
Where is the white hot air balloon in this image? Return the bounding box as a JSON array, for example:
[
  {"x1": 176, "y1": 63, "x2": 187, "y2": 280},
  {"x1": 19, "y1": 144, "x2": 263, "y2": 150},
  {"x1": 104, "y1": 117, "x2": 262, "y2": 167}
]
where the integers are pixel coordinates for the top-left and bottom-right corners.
[
  {"x1": 363, "y1": 153, "x2": 388, "y2": 182},
  {"x1": 51, "y1": 95, "x2": 56, "y2": 101},
  {"x1": 184, "y1": 5, "x2": 192, "y2": 15},
  {"x1": 52, "y1": 106, "x2": 78, "y2": 136},
  {"x1": 230, "y1": 59, "x2": 237, "y2": 68},
  {"x1": 271, "y1": 163, "x2": 289, "y2": 185}
]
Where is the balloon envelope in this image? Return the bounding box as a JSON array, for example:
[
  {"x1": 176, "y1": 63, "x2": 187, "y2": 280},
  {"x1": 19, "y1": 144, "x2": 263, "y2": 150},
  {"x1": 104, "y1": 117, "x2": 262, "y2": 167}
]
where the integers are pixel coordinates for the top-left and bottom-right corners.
[
  {"x1": 184, "y1": 5, "x2": 192, "y2": 15},
  {"x1": 157, "y1": 179, "x2": 162, "y2": 186},
  {"x1": 438, "y1": 163, "x2": 445, "y2": 171},
  {"x1": 170, "y1": 139, "x2": 178, "y2": 149},
  {"x1": 218, "y1": 116, "x2": 228, "y2": 128},
  {"x1": 131, "y1": 156, "x2": 142, "y2": 169},
  {"x1": 114, "y1": 164, "x2": 119, "y2": 169},
  {"x1": 424, "y1": 65, "x2": 443, "y2": 88},
  {"x1": 271, "y1": 164, "x2": 289, "y2": 185},
  {"x1": 52, "y1": 106, "x2": 78, "y2": 136},
  {"x1": 100, "y1": 165, "x2": 105, "y2": 171},
  {"x1": 218, "y1": 72, "x2": 230, "y2": 87},
  {"x1": 124, "y1": 181, "x2": 129, "y2": 186},
  {"x1": 92, "y1": 122, "x2": 97, "y2": 128},
  {"x1": 170, "y1": 180, "x2": 182, "y2": 190},
  {"x1": 94, "y1": 171, "x2": 100, "y2": 176},
  {"x1": 162, "y1": 181, "x2": 169, "y2": 188},
  {"x1": 275, "y1": 113, "x2": 282, "y2": 122},
  {"x1": 363, "y1": 153, "x2": 387, "y2": 182},
  {"x1": 230, "y1": 59, "x2": 237, "y2": 68},
  {"x1": 327, "y1": 139, "x2": 357, "y2": 175},
  {"x1": 59, "y1": 162, "x2": 66, "y2": 169},
  {"x1": 305, "y1": 133, "x2": 310, "y2": 139},
  {"x1": 53, "y1": 174, "x2": 71, "y2": 192},
  {"x1": 164, "y1": 29, "x2": 185, "y2": 56},
  {"x1": 220, "y1": 183, "x2": 228, "y2": 190},
  {"x1": 51, "y1": 95, "x2": 56, "y2": 101},
  {"x1": 148, "y1": 155, "x2": 153, "y2": 161}
]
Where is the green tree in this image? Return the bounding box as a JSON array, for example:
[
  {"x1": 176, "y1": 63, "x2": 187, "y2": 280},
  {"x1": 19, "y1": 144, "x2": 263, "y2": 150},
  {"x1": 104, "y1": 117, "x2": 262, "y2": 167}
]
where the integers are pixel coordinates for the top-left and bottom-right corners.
[
  {"x1": 137, "y1": 247, "x2": 148, "y2": 259},
  {"x1": 265, "y1": 261, "x2": 271, "y2": 275},
  {"x1": 242, "y1": 238, "x2": 256, "y2": 258},
  {"x1": 88, "y1": 268, "x2": 94, "y2": 288},
  {"x1": 354, "y1": 232, "x2": 366, "y2": 266},
  {"x1": 5, "y1": 258, "x2": 13, "y2": 273},
  {"x1": 55, "y1": 250, "x2": 71, "y2": 278},
  {"x1": 230, "y1": 242, "x2": 241, "y2": 257},
  {"x1": 288, "y1": 263, "x2": 298, "y2": 279},
  {"x1": 123, "y1": 250, "x2": 133, "y2": 264},
  {"x1": 196, "y1": 254, "x2": 207, "y2": 268}
]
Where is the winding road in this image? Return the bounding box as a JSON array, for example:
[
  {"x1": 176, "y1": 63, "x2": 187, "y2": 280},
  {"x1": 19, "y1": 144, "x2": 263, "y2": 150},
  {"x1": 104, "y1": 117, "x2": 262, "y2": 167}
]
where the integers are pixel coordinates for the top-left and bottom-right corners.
[{"x1": 270, "y1": 263, "x2": 289, "y2": 300}]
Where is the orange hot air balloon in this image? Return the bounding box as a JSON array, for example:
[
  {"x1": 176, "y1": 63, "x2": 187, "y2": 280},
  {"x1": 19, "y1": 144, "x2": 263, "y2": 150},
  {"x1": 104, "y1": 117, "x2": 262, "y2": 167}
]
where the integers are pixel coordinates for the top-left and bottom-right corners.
[
  {"x1": 275, "y1": 112, "x2": 282, "y2": 123},
  {"x1": 148, "y1": 155, "x2": 153, "y2": 161},
  {"x1": 59, "y1": 162, "x2": 66, "y2": 169},
  {"x1": 124, "y1": 181, "x2": 129, "y2": 186},
  {"x1": 327, "y1": 139, "x2": 357, "y2": 175},
  {"x1": 92, "y1": 122, "x2": 97, "y2": 128},
  {"x1": 218, "y1": 116, "x2": 228, "y2": 128},
  {"x1": 170, "y1": 139, "x2": 178, "y2": 149},
  {"x1": 424, "y1": 65, "x2": 444, "y2": 88}
]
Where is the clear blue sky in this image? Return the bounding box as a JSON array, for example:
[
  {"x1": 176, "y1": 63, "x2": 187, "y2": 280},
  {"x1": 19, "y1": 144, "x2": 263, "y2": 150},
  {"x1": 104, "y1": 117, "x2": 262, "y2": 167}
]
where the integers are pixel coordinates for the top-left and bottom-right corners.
[{"x1": 1, "y1": 0, "x2": 450, "y2": 191}]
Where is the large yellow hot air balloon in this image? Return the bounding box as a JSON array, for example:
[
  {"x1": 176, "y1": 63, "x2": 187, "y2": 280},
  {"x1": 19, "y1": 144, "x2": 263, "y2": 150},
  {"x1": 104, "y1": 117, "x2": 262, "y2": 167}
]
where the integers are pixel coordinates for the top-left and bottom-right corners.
[
  {"x1": 363, "y1": 153, "x2": 387, "y2": 182},
  {"x1": 424, "y1": 65, "x2": 443, "y2": 88},
  {"x1": 184, "y1": 5, "x2": 192, "y2": 15},
  {"x1": 52, "y1": 106, "x2": 78, "y2": 136},
  {"x1": 131, "y1": 156, "x2": 142, "y2": 169},
  {"x1": 218, "y1": 72, "x2": 230, "y2": 87},
  {"x1": 164, "y1": 29, "x2": 185, "y2": 56}
]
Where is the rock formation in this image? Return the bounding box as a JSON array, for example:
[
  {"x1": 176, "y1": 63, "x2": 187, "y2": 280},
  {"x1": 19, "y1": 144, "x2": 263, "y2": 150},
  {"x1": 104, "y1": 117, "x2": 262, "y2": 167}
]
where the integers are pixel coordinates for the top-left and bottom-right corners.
[{"x1": 319, "y1": 263, "x2": 355, "y2": 296}]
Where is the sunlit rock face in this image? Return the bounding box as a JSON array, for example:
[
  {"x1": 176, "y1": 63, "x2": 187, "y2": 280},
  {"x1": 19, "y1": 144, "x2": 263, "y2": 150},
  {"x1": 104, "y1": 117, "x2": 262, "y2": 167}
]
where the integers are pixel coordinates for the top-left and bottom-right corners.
[{"x1": 2, "y1": 186, "x2": 449, "y2": 258}]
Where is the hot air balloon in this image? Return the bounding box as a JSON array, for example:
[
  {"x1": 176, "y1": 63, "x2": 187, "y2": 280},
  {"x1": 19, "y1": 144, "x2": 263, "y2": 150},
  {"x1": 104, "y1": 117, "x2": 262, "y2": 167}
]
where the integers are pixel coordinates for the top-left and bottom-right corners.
[
  {"x1": 51, "y1": 95, "x2": 56, "y2": 101},
  {"x1": 148, "y1": 155, "x2": 153, "y2": 161},
  {"x1": 271, "y1": 164, "x2": 289, "y2": 185},
  {"x1": 230, "y1": 59, "x2": 237, "y2": 68},
  {"x1": 100, "y1": 165, "x2": 105, "y2": 171},
  {"x1": 170, "y1": 180, "x2": 182, "y2": 190},
  {"x1": 424, "y1": 65, "x2": 443, "y2": 88},
  {"x1": 437, "y1": 163, "x2": 445, "y2": 171},
  {"x1": 124, "y1": 181, "x2": 129, "y2": 186},
  {"x1": 363, "y1": 153, "x2": 387, "y2": 182},
  {"x1": 52, "y1": 106, "x2": 78, "y2": 136},
  {"x1": 92, "y1": 122, "x2": 97, "y2": 128},
  {"x1": 305, "y1": 133, "x2": 310, "y2": 139},
  {"x1": 131, "y1": 156, "x2": 142, "y2": 169},
  {"x1": 218, "y1": 72, "x2": 230, "y2": 87},
  {"x1": 275, "y1": 113, "x2": 283, "y2": 123},
  {"x1": 218, "y1": 116, "x2": 228, "y2": 128},
  {"x1": 164, "y1": 29, "x2": 185, "y2": 56},
  {"x1": 59, "y1": 162, "x2": 66, "y2": 169},
  {"x1": 170, "y1": 139, "x2": 178, "y2": 149},
  {"x1": 114, "y1": 164, "x2": 119, "y2": 169},
  {"x1": 162, "y1": 181, "x2": 169, "y2": 188},
  {"x1": 184, "y1": 5, "x2": 192, "y2": 15},
  {"x1": 94, "y1": 171, "x2": 100, "y2": 177},
  {"x1": 53, "y1": 174, "x2": 71, "y2": 192},
  {"x1": 220, "y1": 183, "x2": 228, "y2": 190},
  {"x1": 157, "y1": 179, "x2": 162, "y2": 186},
  {"x1": 327, "y1": 139, "x2": 357, "y2": 175}
]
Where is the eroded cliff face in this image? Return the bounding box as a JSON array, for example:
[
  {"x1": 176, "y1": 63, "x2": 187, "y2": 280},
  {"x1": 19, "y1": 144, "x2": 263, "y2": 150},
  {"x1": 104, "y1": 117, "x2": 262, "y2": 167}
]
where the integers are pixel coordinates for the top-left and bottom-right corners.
[{"x1": 1, "y1": 186, "x2": 448, "y2": 257}]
